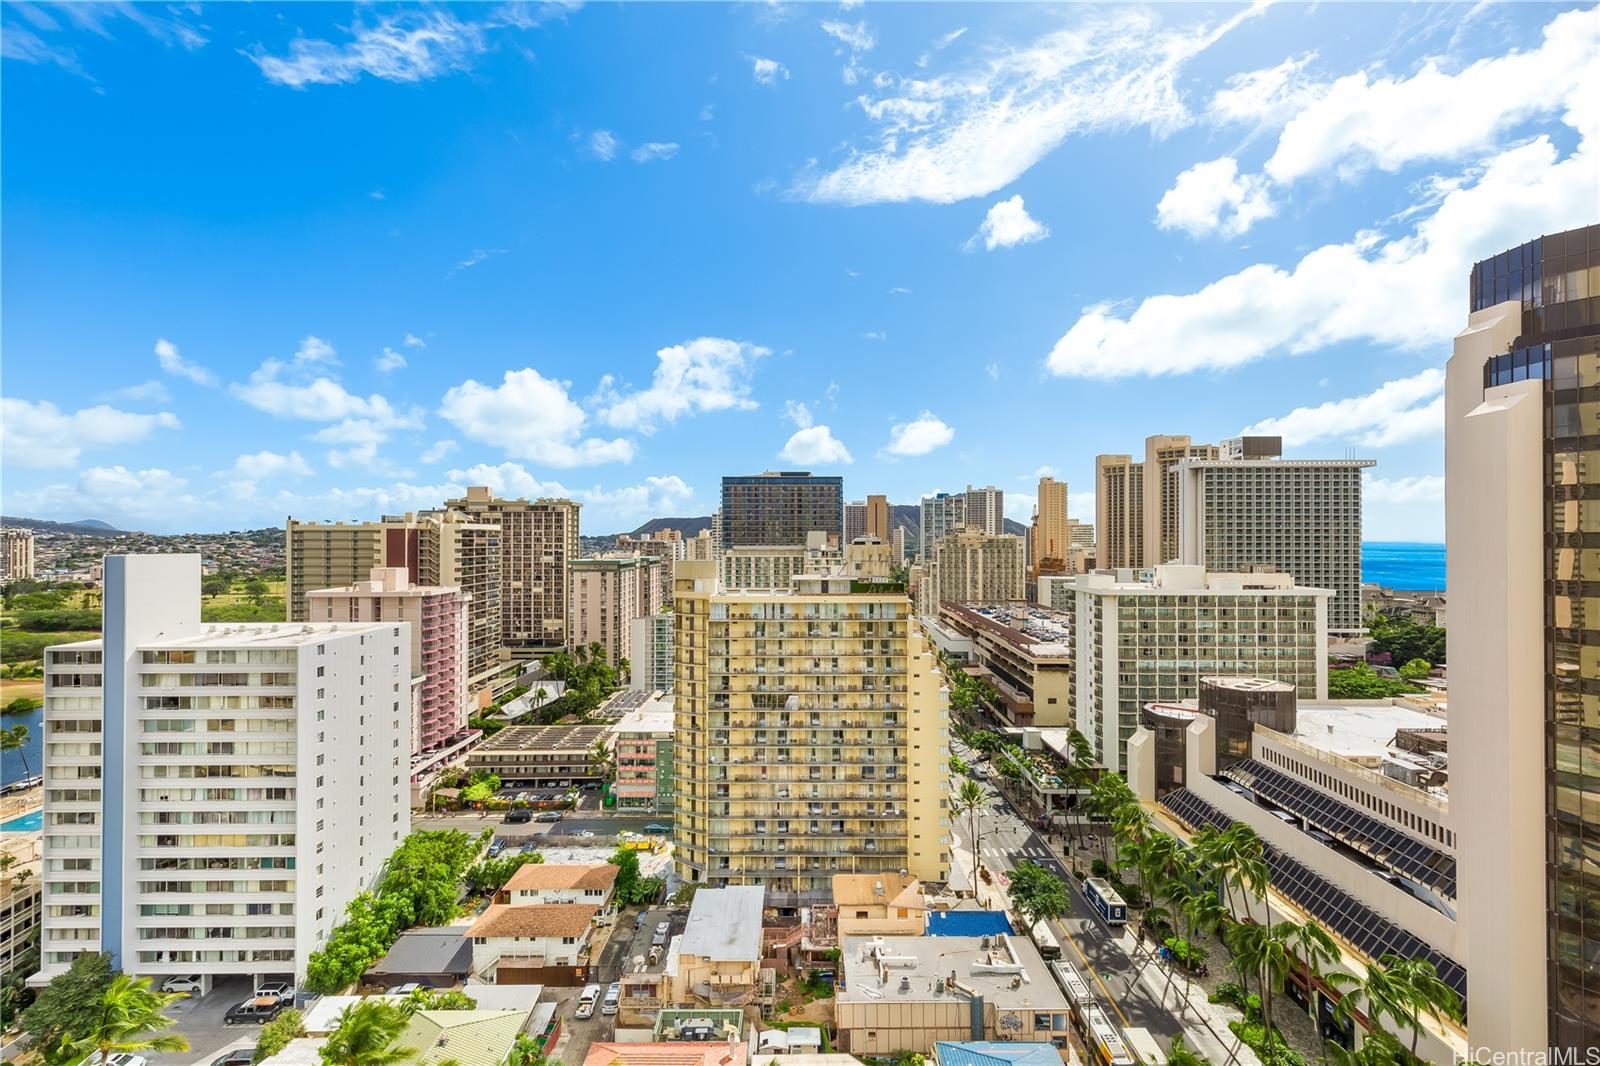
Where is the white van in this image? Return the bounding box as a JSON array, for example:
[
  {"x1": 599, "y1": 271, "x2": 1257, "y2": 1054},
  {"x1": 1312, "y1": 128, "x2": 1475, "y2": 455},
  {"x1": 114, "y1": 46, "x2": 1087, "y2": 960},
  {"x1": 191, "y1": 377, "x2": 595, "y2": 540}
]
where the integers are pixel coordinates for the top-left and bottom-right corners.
[
  {"x1": 574, "y1": 983, "x2": 602, "y2": 1020},
  {"x1": 601, "y1": 982, "x2": 621, "y2": 1016}
]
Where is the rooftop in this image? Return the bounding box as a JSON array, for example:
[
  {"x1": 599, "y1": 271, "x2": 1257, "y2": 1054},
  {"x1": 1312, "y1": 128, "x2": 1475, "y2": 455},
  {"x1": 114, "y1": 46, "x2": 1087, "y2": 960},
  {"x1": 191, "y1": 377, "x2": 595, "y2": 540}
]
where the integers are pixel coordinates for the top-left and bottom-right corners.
[
  {"x1": 398, "y1": 1008, "x2": 530, "y2": 1066},
  {"x1": 583, "y1": 1044, "x2": 747, "y2": 1066},
  {"x1": 467, "y1": 902, "x2": 598, "y2": 939},
  {"x1": 1292, "y1": 702, "x2": 1448, "y2": 763},
  {"x1": 838, "y1": 934, "x2": 1066, "y2": 1010},
  {"x1": 939, "y1": 602, "x2": 1071, "y2": 658},
  {"x1": 504, "y1": 863, "x2": 619, "y2": 894},
  {"x1": 680, "y1": 885, "x2": 765, "y2": 961},
  {"x1": 366, "y1": 927, "x2": 471, "y2": 978},
  {"x1": 832, "y1": 872, "x2": 923, "y2": 910},
  {"x1": 475, "y1": 724, "x2": 610, "y2": 754},
  {"x1": 924, "y1": 909, "x2": 1015, "y2": 938},
  {"x1": 1073, "y1": 564, "x2": 1332, "y2": 597},
  {"x1": 610, "y1": 691, "x2": 676, "y2": 736},
  {"x1": 935, "y1": 1042, "x2": 1065, "y2": 1066},
  {"x1": 141, "y1": 620, "x2": 399, "y2": 649}
]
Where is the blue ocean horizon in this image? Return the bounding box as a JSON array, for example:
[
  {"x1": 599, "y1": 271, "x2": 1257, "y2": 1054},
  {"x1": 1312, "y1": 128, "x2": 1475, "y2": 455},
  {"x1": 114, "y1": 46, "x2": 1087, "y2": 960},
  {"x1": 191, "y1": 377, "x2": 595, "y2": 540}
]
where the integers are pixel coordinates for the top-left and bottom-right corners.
[{"x1": 1362, "y1": 542, "x2": 1445, "y2": 591}]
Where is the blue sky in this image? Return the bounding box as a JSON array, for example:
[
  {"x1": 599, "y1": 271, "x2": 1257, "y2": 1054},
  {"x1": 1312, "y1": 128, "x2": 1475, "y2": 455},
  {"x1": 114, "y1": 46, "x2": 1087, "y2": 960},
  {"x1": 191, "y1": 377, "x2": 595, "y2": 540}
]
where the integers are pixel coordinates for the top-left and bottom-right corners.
[{"x1": 2, "y1": 1, "x2": 1595, "y2": 537}]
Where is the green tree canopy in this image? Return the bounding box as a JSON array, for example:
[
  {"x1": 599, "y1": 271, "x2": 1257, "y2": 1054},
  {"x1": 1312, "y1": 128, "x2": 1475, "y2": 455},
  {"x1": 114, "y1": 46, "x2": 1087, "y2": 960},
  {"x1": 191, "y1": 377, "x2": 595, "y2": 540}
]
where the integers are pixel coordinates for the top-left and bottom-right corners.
[
  {"x1": 20, "y1": 951, "x2": 116, "y2": 1057},
  {"x1": 1007, "y1": 861, "x2": 1071, "y2": 931}
]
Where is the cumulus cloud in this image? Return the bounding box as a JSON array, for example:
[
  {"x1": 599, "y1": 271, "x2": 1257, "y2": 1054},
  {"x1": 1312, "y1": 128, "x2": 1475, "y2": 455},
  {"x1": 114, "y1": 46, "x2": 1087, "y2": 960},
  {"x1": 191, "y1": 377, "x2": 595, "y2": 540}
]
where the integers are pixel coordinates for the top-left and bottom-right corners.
[
  {"x1": 250, "y1": 10, "x2": 489, "y2": 88},
  {"x1": 1363, "y1": 474, "x2": 1445, "y2": 505},
  {"x1": 375, "y1": 347, "x2": 407, "y2": 373},
  {"x1": 783, "y1": 400, "x2": 814, "y2": 429},
  {"x1": 749, "y1": 55, "x2": 788, "y2": 85},
  {"x1": 100, "y1": 380, "x2": 173, "y2": 405},
  {"x1": 965, "y1": 195, "x2": 1049, "y2": 251},
  {"x1": 447, "y1": 461, "x2": 696, "y2": 527},
  {"x1": 232, "y1": 359, "x2": 418, "y2": 425},
  {"x1": 154, "y1": 338, "x2": 218, "y2": 386},
  {"x1": 820, "y1": 18, "x2": 875, "y2": 83},
  {"x1": 1242, "y1": 368, "x2": 1445, "y2": 448},
  {"x1": 798, "y1": 4, "x2": 1266, "y2": 205},
  {"x1": 780, "y1": 425, "x2": 853, "y2": 465},
  {"x1": 439, "y1": 368, "x2": 634, "y2": 468},
  {"x1": 1155, "y1": 157, "x2": 1274, "y2": 238},
  {"x1": 631, "y1": 142, "x2": 680, "y2": 163},
  {"x1": 403, "y1": 333, "x2": 427, "y2": 348},
  {"x1": 420, "y1": 439, "x2": 459, "y2": 464},
  {"x1": 596, "y1": 337, "x2": 769, "y2": 433},
  {"x1": 231, "y1": 450, "x2": 313, "y2": 481},
  {"x1": 1207, "y1": 52, "x2": 1324, "y2": 127},
  {"x1": 2, "y1": 398, "x2": 180, "y2": 468},
  {"x1": 881, "y1": 412, "x2": 954, "y2": 457},
  {"x1": 6, "y1": 466, "x2": 197, "y2": 528},
  {"x1": 1048, "y1": 109, "x2": 1597, "y2": 379}
]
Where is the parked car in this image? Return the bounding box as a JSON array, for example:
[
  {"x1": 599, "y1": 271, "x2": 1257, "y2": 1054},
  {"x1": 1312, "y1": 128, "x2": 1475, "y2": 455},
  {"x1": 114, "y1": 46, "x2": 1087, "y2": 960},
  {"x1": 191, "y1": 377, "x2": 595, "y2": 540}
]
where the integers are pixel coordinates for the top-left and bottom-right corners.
[
  {"x1": 601, "y1": 982, "x2": 621, "y2": 1016},
  {"x1": 160, "y1": 974, "x2": 204, "y2": 995},
  {"x1": 224, "y1": 997, "x2": 284, "y2": 1025},
  {"x1": 391, "y1": 982, "x2": 434, "y2": 995},
  {"x1": 574, "y1": 982, "x2": 602, "y2": 1020},
  {"x1": 520, "y1": 840, "x2": 539, "y2": 853},
  {"x1": 642, "y1": 822, "x2": 670, "y2": 835},
  {"x1": 534, "y1": 811, "x2": 563, "y2": 822},
  {"x1": 488, "y1": 839, "x2": 507, "y2": 857},
  {"x1": 575, "y1": 829, "x2": 595, "y2": 838},
  {"x1": 85, "y1": 1055, "x2": 149, "y2": 1066},
  {"x1": 504, "y1": 808, "x2": 532, "y2": 824},
  {"x1": 635, "y1": 913, "x2": 647, "y2": 930},
  {"x1": 209, "y1": 1051, "x2": 257, "y2": 1066},
  {"x1": 254, "y1": 981, "x2": 294, "y2": 1004}
]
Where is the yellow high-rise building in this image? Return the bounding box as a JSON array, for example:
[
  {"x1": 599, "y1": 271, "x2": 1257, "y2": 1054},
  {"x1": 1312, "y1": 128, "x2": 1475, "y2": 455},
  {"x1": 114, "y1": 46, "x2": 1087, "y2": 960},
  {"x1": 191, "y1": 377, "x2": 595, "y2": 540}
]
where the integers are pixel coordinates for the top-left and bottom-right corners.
[
  {"x1": 1032, "y1": 476, "x2": 1069, "y2": 578},
  {"x1": 1095, "y1": 454, "x2": 1145, "y2": 569},
  {"x1": 672, "y1": 559, "x2": 950, "y2": 897}
]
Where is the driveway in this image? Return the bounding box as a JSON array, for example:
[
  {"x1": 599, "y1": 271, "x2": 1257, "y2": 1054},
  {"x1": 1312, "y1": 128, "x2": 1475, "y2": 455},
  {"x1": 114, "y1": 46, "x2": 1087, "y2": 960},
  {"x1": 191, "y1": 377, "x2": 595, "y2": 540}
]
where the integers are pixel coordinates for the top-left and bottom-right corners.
[{"x1": 152, "y1": 976, "x2": 263, "y2": 1066}]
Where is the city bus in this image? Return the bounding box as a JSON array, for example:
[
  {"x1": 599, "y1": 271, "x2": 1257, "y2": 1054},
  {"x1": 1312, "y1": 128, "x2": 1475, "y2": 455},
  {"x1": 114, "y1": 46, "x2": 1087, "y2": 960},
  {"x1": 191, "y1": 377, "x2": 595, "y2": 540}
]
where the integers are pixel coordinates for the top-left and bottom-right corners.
[
  {"x1": 1083, "y1": 877, "x2": 1128, "y2": 926},
  {"x1": 1029, "y1": 919, "x2": 1062, "y2": 961},
  {"x1": 1122, "y1": 1027, "x2": 1165, "y2": 1066},
  {"x1": 1049, "y1": 959, "x2": 1094, "y2": 1012},
  {"x1": 1084, "y1": 1005, "x2": 1136, "y2": 1066}
]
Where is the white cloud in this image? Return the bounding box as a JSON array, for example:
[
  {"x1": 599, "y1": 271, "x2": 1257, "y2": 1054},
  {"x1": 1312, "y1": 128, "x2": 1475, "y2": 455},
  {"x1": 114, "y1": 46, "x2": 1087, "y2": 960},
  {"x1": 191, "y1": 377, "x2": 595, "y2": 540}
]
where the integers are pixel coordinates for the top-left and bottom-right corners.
[
  {"x1": 699, "y1": 104, "x2": 715, "y2": 122},
  {"x1": 1048, "y1": 112, "x2": 1598, "y2": 379},
  {"x1": 933, "y1": 27, "x2": 967, "y2": 49},
  {"x1": 1155, "y1": 157, "x2": 1275, "y2": 238},
  {"x1": 1264, "y1": 9, "x2": 1596, "y2": 187},
  {"x1": 154, "y1": 338, "x2": 218, "y2": 386},
  {"x1": 1003, "y1": 495, "x2": 1035, "y2": 522},
  {"x1": 1, "y1": 398, "x2": 180, "y2": 468},
  {"x1": 798, "y1": 4, "x2": 1266, "y2": 205},
  {"x1": 293, "y1": 336, "x2": 339, "y2": 366},
  {"x1": 889, "y1": 286, "x2": 911, "y2": 295},
  {"x1": 589, "y1": 130, "x2": 620, "y2": 161},
  {"x1": 420, "y1": 439, "x2": 459, "y2": 464},
  {"x1": 597, "y1": 337, "x2": 768, "y2": 433},
  {"x1": 783, "y1": 400, "x2": 814, "y2": 429},
  {"x1": 1069, "y1": 491, "x2": 1095, "y2": 520},
  {"x1": 7, "y1": 466, "x2": 199, "y2": 528},
  {"x1": 749, "y1": 55, "x2": 789, "y2": 86},
  {"x1": 446, "y1": 462, "x2": 696, "y2": 528},
  {"x1": 861, "y1": 331, "x2": 886, "y2": 342},
  {"x1": 985, "y1": 362, "x2": 1001, "y2": 380},
  {"x1": 780, "y1": 425, "x2": 853, "y2": 466},
  {"x1": 1207, "y1": 52, "x2": 1324, "y2": 127},
  {"x1": 232, "y1": 363, "x2": 418, "y2": 425},
  {"x1": 881, "y1": 412, "x2": 954, "y2": 457},
  {"x1": 231, "y1": 450, "x2": 313, "y2": 481},
  {"x1": 403, "y1": 333, "x2": 426, "y2": 349},
  {"x1": 452, "y1": 248, "x2": 504, "y2": 274},
  {"x1": 311, "y1": 419, "x2": 395, "y2": 469},
  {"x1": 631, "y1": 142, "x2": 680, "y2": 163},
  {"x1": 250, "y1": 10, "x2": 489, "y2": 88},
  {"x1": 439, "y1": 368, "x2": 635, "y2": 468},
  {"x1": 375, "y1": 347, "x2": 407, "y2": 373},
  {"x1": 99, "y1": 380, "x2": 173, "y2": 405},
  {"x1": 820, "y1": 20, "x2": 875, "y2": 53},
  {"x1": 1242, "y1": 368, "x2": 1445, "y2": 448},
  {"x1": 1363, "y1": 474, "x2": 1445, "y2": 505},
  {"x1": 965, "y1": 194, "x2": 1049, "y2": 251}
]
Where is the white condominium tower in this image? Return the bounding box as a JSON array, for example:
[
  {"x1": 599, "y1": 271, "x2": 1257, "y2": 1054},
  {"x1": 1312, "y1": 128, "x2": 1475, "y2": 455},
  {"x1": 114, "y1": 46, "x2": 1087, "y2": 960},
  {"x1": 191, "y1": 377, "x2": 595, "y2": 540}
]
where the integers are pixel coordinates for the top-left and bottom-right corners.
[
  {"x1": 1175, "y1": 441, "x2": 1374, "y2": 635},
  {"x1": 31, "y1": 554, "x2": 410, "y2": 992},
  {"x1": 672, "y1": 559, "x2": 950, "y2": 899},
  {"x1": 917, "y1": 492, "x2": 967, "y2": 561}
]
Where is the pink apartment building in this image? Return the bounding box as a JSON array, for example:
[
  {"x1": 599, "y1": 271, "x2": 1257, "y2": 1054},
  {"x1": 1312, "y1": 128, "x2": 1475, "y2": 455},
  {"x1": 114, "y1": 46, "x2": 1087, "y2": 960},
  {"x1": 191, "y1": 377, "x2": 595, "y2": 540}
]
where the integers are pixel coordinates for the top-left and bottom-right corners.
[{"x1": 307, "y1": 567, "x2": 479, "y2": 801}]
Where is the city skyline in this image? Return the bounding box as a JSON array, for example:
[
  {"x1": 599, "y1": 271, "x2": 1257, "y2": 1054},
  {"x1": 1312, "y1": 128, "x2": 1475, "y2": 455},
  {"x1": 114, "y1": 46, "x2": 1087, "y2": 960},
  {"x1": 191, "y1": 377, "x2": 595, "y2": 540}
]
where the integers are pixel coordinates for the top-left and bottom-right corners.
[{"x1": 3, "y1": 2, "x2": 1596, "y2": 538}]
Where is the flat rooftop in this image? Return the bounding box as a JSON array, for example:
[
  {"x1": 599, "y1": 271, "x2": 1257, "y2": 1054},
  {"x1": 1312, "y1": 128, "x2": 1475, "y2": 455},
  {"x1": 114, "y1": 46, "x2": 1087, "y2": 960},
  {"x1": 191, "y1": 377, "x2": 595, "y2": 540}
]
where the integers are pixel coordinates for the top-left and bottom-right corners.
[
  {"x1": 940, "y1": 602, "x2": 1071, "y2": 658},
  {"x1": 152, "y1": 621, "x2": 396, "y2": 648},
  {"x1": 1291, "y1": 702, "x2": 1448, "y2": 762},
  {"x1": 680, "y1": 885, "x2": 764, "y2": 961},
  {"x1": 475, "y1": 724, "x2": 610, "y2": 753},
  {"x1": 609, "y1": 692, "x2": 675, "y2": 735},
  {"x1": 838, "y1": 934, "x2": 1067, "y2": 1011}
]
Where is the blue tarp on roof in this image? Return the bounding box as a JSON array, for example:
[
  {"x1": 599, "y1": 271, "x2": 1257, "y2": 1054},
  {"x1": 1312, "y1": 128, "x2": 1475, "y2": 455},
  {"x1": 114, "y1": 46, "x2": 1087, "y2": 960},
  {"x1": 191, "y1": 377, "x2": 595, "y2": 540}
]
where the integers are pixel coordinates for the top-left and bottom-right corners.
[
  {"x1": 925, "y1": 910, "x2": 1014, "y2": 937},
  {"x1": 935, "y1": 1041, "x2": 1062, "y2": 1066}
]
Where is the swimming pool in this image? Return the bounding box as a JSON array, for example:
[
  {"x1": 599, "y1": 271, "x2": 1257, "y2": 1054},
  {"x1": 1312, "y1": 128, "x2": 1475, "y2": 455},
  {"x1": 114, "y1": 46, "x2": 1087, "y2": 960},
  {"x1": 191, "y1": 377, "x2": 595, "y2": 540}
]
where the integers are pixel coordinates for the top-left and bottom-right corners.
[{"x1": 0, "y1": 810, "x2": 43, "y2": 833}]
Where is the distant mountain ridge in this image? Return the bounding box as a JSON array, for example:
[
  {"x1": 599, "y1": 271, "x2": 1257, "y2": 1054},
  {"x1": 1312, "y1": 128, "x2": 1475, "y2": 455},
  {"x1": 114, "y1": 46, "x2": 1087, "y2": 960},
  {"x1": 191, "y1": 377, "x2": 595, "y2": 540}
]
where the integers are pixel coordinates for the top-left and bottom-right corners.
[{"x1": 2, "y1": 515, "x2": 132, "y2": 535}]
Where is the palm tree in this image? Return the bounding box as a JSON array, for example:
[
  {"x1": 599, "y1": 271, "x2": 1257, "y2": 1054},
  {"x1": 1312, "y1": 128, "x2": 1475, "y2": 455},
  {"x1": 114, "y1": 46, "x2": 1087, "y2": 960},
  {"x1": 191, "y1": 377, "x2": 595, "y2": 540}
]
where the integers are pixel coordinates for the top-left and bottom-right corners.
[
  {"x1": 1323, "y1": 1029, "x2": 1405, "y2": 1066},
  {"x1": 2, "y1": 724, "x2": 32, "y2": 778},
  {"x1": 954, "y1": 778, "x2": 987, "y2": 885},
  {"x1": 1331, "y1": 954, "x2": 1461, "y2": 1060},
  {"x1": 1225, "y1": 918, "x2": 1332, "y2": 1066},
  {"x1": 1164, "y1": 1033, "x2": 1212, "y2": 1066},
  {"x1": 319, "y1": 999, "x2": 418, "y2": 1066},
  {"x1": 1176, "y1": 879, "x2": 1229, "y2": 1014},
  {"x1": 64, "y1": 973, "x2": 190, "y2": 1066},
  {"x1": 505, "y1": 1032, "x2": 548, "y2": 1066}
]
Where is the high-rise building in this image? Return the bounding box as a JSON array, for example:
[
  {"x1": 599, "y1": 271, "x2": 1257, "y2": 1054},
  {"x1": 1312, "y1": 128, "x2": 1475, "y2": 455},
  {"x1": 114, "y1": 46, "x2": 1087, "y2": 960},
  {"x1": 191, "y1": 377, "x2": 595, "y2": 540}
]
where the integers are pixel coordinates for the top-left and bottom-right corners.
[
  {"x1": 1065, "y1": 565, "x2": 1329, "y2": 772},
  {"x1": 843, "y1": 501, "x2": 868, "y2": 544},
  {"x1": 1175, "y1": 443, "x2": 1373, "y2": 635},
  {"x1": 865, "y1": 495, "x2": 892, "y2": 542},
  {"x1": 570, "y1": 556, "x2": 665, "y2": 667},
  {"x1": 1032, "y1": 477, "x2": 1069, "y2": 579},
  {"x1": 672, "y1": 559, "x2": 950, "y2": 897},
  {"x1": 685, "y1": 529, "x2": 717, "y2": 561},
  {"x1": 917, "y1": 492, "x2": 967, "y2": 561},
  {"x1": 1095, "y1": 455, "x2": 1145, "y2": 569},
  {"x1": 890, "y1": 526, "x2": 907, "y2": 566},
  {"x1": 1144, "y1": 435, "x2": 1219, "y2": 567},
  {"x1": 446, "y1": 487, "x2": 580, "y2": 654},
  {"x1": 918, "y1": 530, "x2": 1026, "y2": 617},
  {"x1": 963, "y1": 485, "x2": 1005, "y2": 536},
  {"x1": 306, "y1": 567, "x2": 475, "y2": 794},
  {"x1": 287, "y1": 512, "x2": 502, "y2": 693},
  {"x1": 719, "y1": 472, "x2": 843, "y2": 548},
  {"x1": 628, "y1": 614, "x2": 674, "y2": 693},
  {"x1": 1, "y1": 528, "x2": 37, "y2": 582},
  {"x1": 1066, "y1": 519, "x2": 1094, "y2": 548},
  {"x1": 30, "y1": 554, "x2": 409, "y2": 990},
  {"x1": 720, "y1": 532, "x2": 842, "y2": 592},
  {"x1": 1449, "y1": 224, "x2": 1600, "y2": 1054}
]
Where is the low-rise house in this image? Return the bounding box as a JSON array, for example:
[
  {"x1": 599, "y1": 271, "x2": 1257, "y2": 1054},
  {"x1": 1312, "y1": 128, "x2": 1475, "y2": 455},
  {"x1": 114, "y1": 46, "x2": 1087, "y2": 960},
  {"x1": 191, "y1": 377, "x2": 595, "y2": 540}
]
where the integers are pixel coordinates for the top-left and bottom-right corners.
[
  {"x1": 468, "y1": 903, "x2": 597, "y2": 983},
  {"x1": 363, "y1": 927, "x2": 472, "y2": 990},
  {"x1": 835, "y1": 934, "x2": 1070, "y2": 1056},
  {"x1": 666, "y1": 885, "x2": 768, "y2": 1007},
  {"x1": 500, "y1": 863, "x2": 618, "y2": 912},
  {"x1": 397, "y1": 1008, "x2": 531, "y2": 1065},
  {"x1": 832, "y1": 873, "x2": 926, "y2": 938}
]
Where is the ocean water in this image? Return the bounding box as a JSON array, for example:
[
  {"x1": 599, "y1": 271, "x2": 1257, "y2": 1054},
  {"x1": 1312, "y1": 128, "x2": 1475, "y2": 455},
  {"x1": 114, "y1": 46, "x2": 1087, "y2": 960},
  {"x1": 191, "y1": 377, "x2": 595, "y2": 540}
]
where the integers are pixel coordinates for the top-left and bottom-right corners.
[
  {"x1": 1362, "y1": 542, "x2": 1446, "y2": 591},
  {"x1": 1, "y1": 704, "x2": 43, "y2": 788}
]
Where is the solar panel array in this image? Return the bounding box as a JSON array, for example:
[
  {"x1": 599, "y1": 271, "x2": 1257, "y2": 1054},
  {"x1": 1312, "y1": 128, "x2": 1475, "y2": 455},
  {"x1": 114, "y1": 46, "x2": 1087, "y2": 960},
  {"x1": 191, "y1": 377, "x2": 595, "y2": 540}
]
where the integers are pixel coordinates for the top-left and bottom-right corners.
[
  {"x1": 1160, "y1": 787, "x2": 1467, "y2": 1003},
  {"x1": 1220, "y1": 759, "x2": 1457, "y2": 899}
]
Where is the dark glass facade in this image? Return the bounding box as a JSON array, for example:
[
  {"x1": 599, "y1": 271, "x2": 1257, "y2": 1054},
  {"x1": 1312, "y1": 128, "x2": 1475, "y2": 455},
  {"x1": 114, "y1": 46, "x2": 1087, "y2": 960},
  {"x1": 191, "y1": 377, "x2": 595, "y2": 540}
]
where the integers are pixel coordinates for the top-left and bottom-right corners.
[
  {"x1": 719, "y1": 472, "x2": 844, "y2": 548},
  {"x1": 1481, "y1": 224, "x2": 1600, "y2": 1050}
]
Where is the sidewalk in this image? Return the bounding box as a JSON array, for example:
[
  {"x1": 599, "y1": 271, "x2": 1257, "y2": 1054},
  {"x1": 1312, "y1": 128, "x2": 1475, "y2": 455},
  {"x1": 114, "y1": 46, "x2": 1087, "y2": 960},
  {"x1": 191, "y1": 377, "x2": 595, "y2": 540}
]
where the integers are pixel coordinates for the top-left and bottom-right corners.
[{"x1": 1115, "y1": 926, "x2": 1261, "y2": 1066}]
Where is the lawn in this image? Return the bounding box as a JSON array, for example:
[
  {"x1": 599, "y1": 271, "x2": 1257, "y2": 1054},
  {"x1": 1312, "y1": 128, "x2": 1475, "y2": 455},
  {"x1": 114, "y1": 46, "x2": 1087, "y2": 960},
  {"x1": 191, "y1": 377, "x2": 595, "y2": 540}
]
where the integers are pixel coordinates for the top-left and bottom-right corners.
[
  {"x1": 1, "y1": 631, "x2": 100, "y2": 663},
  {"x1": 0, "y1": 677, "x2": 45, "y2": 705}
]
